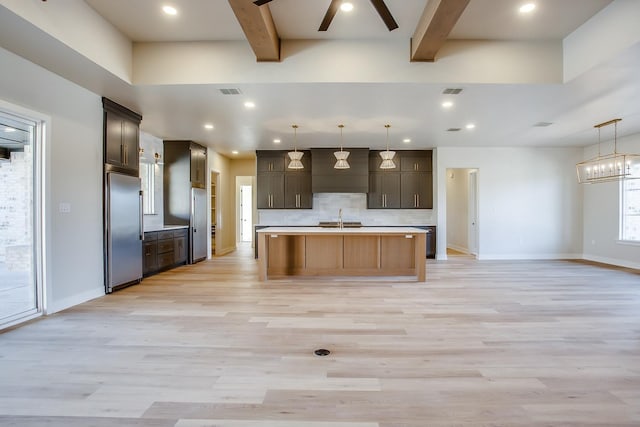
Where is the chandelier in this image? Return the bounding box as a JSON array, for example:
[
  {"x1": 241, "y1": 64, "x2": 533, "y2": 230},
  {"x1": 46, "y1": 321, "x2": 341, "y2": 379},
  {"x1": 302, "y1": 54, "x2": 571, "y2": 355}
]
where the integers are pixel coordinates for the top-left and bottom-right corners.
[
  {"x1": 287, "y1": 124, "x2": 304, "y2": 169},
  {"x1": 576, "y1": 118, "x2": 640, "y2": 184},
  {"x1": 334, "y1": 124, "x2": 350, "y2": 169},
  {"x1": 379, "y1": 124, "x2": 396, "y2": 169}
]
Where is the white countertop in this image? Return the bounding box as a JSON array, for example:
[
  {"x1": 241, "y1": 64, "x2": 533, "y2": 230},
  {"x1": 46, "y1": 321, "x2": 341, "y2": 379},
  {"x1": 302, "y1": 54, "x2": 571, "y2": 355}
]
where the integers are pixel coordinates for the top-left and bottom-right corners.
[{"x1": 257, "y1": 226, "x2": 427, "y2": 234}]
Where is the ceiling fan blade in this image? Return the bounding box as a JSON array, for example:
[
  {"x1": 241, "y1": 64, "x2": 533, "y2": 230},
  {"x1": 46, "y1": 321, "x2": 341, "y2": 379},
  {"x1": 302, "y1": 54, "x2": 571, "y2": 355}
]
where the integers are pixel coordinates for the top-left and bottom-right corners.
[
  {"x1": 369, "y1": 0, "x2": 398, "y2": 31},
  {"x1": 318, "y1": 0, "x2": 341, "y2": 31},
  {"x1": 253, "y1": 0, "x2": 273, "y2": 5}
]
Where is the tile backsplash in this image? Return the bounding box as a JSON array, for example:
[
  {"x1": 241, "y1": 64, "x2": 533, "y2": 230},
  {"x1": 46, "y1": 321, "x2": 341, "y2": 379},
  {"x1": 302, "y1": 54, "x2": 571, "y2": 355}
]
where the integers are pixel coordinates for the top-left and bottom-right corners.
[{"x1": 258, "y1": 193, "x2": 434, "y2": 226}]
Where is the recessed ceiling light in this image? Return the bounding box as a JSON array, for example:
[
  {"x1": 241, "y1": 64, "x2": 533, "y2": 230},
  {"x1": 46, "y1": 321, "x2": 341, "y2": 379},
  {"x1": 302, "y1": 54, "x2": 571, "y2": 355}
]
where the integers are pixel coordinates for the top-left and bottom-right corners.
[
  {"x1": 204, "y1": 123, "x2": 214, "y2": 130},
  {"x1": 442, "y1": 101, "x2": 454, "y2": 109},
  {"x1": 519, "y1": 3, "x2": 536, "y2": 13},
  {"x1": 340, "y1": 2, "x2": 354, "y2": 12},
  {"x1": 231, "y1": 150, "x2": 239, "y2": 155},
  {"x1": 466, "y1": 123, "x2": 476, "y2": 130},
  {"x1": 244, "y1": 101, "x2": 255, "y2": 109},
  {"x1": 4, "y1": 127, "x2": 16, "y2": 133},
  {"x1": 162, "y1": 5, "x2": 177, "y2": 15},
  {"x1": 403, "y1": 138, "x2": 411, "y2": 143},
  {"x1": 273, "y1": 139, "x2": 281, "y2": 144}
]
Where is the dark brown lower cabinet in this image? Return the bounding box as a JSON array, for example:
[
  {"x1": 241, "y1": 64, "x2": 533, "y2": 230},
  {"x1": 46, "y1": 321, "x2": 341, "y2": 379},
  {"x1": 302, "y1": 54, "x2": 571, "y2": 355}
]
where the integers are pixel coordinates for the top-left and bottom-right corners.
[{"x1": 143, "y1": 228, "x2": 188, "y2": 277}]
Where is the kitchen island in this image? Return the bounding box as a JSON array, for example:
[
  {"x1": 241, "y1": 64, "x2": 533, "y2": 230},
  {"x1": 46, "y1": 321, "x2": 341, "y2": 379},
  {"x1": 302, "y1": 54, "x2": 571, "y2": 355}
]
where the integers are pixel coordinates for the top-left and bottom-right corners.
[{"x1": 256, "y1": 227, "x2": 427, "y2": 282}]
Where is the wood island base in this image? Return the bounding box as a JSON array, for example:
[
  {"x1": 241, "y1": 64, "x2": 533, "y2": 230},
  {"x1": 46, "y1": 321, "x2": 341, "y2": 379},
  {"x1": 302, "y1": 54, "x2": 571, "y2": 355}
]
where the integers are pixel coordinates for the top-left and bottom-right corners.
[{"x1": 257, "y1": 227, "x2": 427, "y2": 282}]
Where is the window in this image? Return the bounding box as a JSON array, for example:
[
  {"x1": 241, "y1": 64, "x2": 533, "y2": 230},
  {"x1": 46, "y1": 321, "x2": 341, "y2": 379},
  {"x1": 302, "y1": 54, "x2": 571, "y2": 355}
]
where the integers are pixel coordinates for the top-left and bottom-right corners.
[
  {"x1": 621, "y1": 176, "x2": 640, "y2": 241},
  {"x1": 140, "y1": 162, "x2": 155, "y2": 215}
]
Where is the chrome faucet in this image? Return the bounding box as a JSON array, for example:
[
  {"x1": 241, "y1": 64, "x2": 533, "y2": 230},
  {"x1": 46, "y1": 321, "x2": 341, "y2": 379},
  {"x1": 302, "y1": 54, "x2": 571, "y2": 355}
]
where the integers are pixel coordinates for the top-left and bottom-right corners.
[{"x1": 338, "y1": 208, "x2": 343, "y2": 229}]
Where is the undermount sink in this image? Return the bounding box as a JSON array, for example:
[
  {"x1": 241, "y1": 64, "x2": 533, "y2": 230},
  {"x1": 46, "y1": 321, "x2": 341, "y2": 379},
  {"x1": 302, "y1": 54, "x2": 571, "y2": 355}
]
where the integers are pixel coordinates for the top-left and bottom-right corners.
[{"x1": 318, "y1": 221, "x2": 363, "y2": 228}]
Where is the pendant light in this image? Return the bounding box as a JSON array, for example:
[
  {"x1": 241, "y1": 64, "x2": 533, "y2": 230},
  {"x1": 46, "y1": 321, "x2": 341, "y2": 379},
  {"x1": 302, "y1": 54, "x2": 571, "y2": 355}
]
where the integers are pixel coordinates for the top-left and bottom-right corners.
[
  {"x1": 287, "y1": 124, "x2": 304, "y2": 169},
  {"x1": 334, "y1": 124, "x2": 350, "y2": 169},
  {"x1": 576, "y1": 118, "x2": 640, "y2": 183},
  {"x1": 379, "y1": 124, "x2": 396, "y2": 169}
]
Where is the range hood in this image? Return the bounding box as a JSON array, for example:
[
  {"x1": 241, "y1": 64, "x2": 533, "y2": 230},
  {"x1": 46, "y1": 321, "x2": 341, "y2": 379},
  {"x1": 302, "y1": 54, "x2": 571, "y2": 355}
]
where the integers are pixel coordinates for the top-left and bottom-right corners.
[{"x1": 311, "y1": 148, "x2": 369, "y2": 193}]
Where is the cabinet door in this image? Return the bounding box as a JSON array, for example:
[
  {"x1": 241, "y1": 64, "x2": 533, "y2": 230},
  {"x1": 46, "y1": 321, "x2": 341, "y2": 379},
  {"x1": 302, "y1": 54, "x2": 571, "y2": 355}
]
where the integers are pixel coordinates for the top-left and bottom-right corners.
[
  {"x1": 257, "y1": 153, "x2": 285, "y2": 172},
  {"x1": 190, "y1": 146, "x2": 206, "y2": 188},
  {"x1": 105, "y1": 111, "x2": 123, "y2": 166},
  {"x1": 122, "y1": 119, "x2": 139, "y2": 172},
  {"x1": 400, "y1": 155, "x2": 432, "y2": 172},
  {"x1": 174, "y1": 236, "x2": 187, "y2": 264},
  {"x1": 368, "y1": 173, "x2": 400, "y2": 209},
  {"x1": 401, "y1": 173, "x2": 433, "y2": 209},
  {"x1": 257, "y1": 173, "x2": 284, "y2": 209},
  {"x1": 284, "y1": 174, "x2": 312, "y2": 209},
  {"x1": 143, "y1": 241, "x2": 158, "y2": 275}
]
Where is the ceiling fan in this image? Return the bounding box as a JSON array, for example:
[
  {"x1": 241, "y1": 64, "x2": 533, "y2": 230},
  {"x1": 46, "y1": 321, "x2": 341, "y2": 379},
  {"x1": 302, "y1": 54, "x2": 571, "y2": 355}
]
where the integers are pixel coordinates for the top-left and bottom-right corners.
[{"x1": 253, "y1": 0, "x2": 399, "y2": 32}]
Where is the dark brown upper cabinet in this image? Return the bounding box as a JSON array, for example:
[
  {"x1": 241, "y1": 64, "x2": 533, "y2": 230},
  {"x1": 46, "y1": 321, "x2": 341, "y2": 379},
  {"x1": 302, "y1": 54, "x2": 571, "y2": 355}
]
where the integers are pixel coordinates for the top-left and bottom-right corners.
[
  {"x1": 400, "y1": 151, "x2": 432, "y2": 172},
  {"x1": 102, "y1": 97, "x2": 142, "y2": 176}
]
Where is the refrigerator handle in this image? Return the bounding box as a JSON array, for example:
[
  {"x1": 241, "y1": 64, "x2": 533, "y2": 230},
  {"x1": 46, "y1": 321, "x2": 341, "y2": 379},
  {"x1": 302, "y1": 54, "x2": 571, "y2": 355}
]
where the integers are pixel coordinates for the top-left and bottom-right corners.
[
  {"x1": 192, "y1": 191, "x2": 196, "y2": 233},
  {"x1": 139, "y1": 190, "x2": 144, "y2": 240}
]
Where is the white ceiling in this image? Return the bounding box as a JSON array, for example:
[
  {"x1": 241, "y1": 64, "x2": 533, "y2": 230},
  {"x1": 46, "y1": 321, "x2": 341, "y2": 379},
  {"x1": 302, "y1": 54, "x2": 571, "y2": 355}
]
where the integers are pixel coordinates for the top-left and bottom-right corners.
[{"x1": 8, "y1": 0, "x2": 640, "y2": 158}]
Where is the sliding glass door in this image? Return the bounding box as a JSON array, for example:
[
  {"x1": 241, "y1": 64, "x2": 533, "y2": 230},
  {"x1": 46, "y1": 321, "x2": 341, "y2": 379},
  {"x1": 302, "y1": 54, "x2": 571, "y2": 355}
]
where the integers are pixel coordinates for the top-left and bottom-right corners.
[{"x1": 0, "y1": 109, "x2": 42, "y2": 328}]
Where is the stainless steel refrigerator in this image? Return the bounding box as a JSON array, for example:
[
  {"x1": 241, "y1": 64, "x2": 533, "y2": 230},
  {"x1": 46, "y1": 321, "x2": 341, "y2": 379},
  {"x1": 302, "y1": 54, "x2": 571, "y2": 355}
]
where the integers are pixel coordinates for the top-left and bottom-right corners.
[
  {"x1": 191, "y1": 187, "x2": 207, "y2": 263},
  {"x1": 105, "y1": 172, "x2": 143, "y2": 293}
]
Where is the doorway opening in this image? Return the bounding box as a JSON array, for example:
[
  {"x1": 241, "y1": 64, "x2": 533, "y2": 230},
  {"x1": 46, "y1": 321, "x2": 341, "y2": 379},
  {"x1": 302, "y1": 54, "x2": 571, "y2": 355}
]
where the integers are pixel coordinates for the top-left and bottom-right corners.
[
  {"x1": 0, "y1": 106, "x2": 45, "y2": 329},
  {"x1": 236, "y1": 177, "x2": 253, "y2": 245},
  {"x1": 445, "y1": 168, "x2": 479, "y2": 258}
]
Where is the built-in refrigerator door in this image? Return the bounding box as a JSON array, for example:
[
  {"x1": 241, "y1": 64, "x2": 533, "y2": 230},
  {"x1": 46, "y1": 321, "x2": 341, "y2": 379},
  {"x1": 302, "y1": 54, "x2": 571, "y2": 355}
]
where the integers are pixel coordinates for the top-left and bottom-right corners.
[
  {"x1": 190, "y1": 187, "x2": 208, "y2": 263},
  {"x1": 106, "y1": 172, "x2": 143, "y2": 292}
]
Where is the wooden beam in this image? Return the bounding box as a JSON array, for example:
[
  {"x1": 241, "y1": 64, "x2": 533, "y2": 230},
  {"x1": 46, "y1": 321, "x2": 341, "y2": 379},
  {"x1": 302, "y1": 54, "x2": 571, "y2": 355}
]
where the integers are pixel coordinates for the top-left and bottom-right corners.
[
  {"x1": 410, "y1": 0, "x2": 470, "y2": 62},
  {"x1": 228, "y1": 0, "x2": 280, "y2": 62}
]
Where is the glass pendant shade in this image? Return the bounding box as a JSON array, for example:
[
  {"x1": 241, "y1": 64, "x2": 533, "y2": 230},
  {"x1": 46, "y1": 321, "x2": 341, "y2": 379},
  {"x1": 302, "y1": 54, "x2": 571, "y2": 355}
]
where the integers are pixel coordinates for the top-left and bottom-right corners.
[
  {"x1": 576, "y1": 118, "x2": 640, "y2": 183},
  {"x1": 379, "y1": 124, "x2": 396, "y2": 169},
  {"x1": 288, "y1": 150, "x2": 304, "y2": 169},
  {"x1": 287, "y1": 124, "x2": 304, "y2": 169},
  {"x1": 334, "y1": 124, "x2": 350, "y2": 169},
  {"x1": 379, "y1": 150, "x2": 396, "y2": 169},
  {"x1": 334, "y1": 150, "x2": 350, "y2": 169}
]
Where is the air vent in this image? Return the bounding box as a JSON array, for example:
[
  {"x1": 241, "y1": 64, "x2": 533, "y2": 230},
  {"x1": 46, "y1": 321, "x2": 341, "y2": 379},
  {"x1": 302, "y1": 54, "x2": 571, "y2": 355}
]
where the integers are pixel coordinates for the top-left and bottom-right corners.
[
  {"x1": 447, "y1": 128, "x2": 462, "y2": 132},
  {"x1": 442, "y1": 88, "x2": 463, "y2": 95},
  {"x1": 0, "y1": 147, "x2": 9, "y2": 162},
  {"x1": 219, "y1": 88, "x2": 242, "y2": 95},
  {"x1": 533, "y1": 122, "x2": 553, "y2": 127}
]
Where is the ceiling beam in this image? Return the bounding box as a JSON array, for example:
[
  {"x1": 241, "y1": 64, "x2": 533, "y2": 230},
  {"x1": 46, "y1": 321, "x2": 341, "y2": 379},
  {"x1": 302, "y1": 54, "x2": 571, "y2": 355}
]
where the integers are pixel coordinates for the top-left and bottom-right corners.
[
  {"x1": 228, "y1": 0, "x2": 280, "y2": 62},
  {"x1": 410, "y1": 0, "x2": 470, "y2": 62}
]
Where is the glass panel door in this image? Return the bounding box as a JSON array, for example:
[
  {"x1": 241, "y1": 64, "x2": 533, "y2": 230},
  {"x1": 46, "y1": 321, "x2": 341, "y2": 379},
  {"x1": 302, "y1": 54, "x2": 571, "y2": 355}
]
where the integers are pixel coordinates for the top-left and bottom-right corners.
[{"x1": 0, "y1": 110, "x2": 40, "y2": 327}]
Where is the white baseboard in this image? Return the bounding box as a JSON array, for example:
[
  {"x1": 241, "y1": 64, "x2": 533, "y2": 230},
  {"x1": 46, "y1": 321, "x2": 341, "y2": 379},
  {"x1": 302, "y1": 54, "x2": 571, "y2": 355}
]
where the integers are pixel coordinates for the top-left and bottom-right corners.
[
  {"x1": 582, "y1": 254, "x2": 640, "y2": 270},
  {"x1": 476, "y1": 253, "x2": 583, "y2": 261},
  {"x1": 46, "y1": 287, "x2": 104, "y2": 314}
]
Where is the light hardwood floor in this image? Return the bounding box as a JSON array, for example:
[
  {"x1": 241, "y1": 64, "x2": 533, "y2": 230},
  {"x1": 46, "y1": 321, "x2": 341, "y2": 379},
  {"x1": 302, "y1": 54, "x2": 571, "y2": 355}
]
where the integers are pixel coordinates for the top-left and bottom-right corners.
[{"x1": 1, "y1": 244, "x2": 639, "y2": 426}]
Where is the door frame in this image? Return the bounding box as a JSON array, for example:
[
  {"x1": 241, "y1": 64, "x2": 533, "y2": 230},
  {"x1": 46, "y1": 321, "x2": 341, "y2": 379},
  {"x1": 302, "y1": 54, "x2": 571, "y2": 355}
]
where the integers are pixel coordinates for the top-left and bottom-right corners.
[
  {"x1": 468, "y1": 170, "x2": 479, "y2": 256},
  {"x1": 0, "y1": 100, "x2": 48, "y2": 329}
]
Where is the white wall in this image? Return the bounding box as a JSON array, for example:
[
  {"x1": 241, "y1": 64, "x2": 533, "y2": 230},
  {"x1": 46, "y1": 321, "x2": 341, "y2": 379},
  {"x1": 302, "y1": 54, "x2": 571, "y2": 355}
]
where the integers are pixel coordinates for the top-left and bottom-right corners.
[
  {"x1": 582, "y1": 132, "x2": 640, "y2": 269},
  {"x1": 436, "y1": 147, "x2": 584, "y2": 260},
  {"x1": 0, "y1": 47, "x2": 104, "y2": 312}
]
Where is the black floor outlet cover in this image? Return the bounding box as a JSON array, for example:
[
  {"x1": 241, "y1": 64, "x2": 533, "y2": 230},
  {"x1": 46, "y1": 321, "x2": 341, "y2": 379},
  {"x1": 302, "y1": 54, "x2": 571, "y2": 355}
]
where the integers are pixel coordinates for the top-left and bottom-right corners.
[{"x1": 314, "y1": 349, "x2": 330, "y2": 356}]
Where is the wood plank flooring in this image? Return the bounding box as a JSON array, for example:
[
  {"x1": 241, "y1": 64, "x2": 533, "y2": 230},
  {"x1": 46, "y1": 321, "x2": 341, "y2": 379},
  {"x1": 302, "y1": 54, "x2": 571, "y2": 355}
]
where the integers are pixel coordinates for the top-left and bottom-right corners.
[{"x1": 1, "y1": 244, "x2": 639, "y2": 426}]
